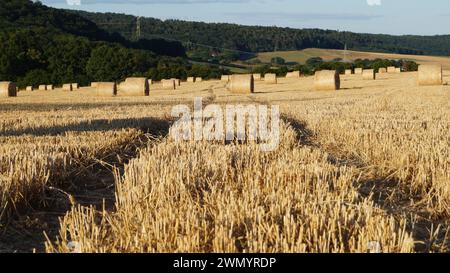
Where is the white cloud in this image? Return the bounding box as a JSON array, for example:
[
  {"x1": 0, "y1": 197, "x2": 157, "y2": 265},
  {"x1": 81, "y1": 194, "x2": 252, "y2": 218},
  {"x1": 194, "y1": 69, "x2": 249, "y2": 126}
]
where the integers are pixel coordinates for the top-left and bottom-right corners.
[{"x1": 367, "y1": 0, "x2": 381, "y2": 6}]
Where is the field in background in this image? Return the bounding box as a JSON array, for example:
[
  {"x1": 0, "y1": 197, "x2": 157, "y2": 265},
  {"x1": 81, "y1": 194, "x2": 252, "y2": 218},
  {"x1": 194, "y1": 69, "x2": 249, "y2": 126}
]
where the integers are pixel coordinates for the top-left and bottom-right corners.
[
  {"x1": 0, "y1": 72, "x2": 449, "y2": 253},
  {"x1": 254, "y1": 48, "x2": 450, "y2": 70}
]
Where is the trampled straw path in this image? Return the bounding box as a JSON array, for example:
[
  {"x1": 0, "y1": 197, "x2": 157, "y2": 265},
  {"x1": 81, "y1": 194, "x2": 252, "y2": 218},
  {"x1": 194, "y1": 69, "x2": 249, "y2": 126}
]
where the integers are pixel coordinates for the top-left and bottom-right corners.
[
  {"x1": 284, "y1": 115, "x2": 449, "y2": 252},
  {"x1": 249, "y1": 96, "x2": 449, "y2": 252}
]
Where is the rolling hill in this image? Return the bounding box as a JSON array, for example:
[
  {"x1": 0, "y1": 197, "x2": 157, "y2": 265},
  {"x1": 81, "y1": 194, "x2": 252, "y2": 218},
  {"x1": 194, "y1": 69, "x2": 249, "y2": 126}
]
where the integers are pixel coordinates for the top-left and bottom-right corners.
[{"x1": 254, "y1": 48, "x2": 450, "y2": 70}]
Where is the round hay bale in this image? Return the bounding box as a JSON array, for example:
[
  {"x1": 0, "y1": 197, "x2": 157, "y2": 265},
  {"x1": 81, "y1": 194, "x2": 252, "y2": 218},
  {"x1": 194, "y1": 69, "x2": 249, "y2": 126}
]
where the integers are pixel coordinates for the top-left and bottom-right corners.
[
  {"x1": 170, "y1": 78, "x2": 181, "y2": 86},
  {"x1": 387, "y1": 66, "x2": 396, "y2": 73},
  {"x1": 46, "y1": 85, "x2": 54, "y2": 90},
  {"x1": 362, "y1": 69, "x2": 376, "y2": 80},
  {"x1": 162, "y1": 79, "x2": 176, "y2": 90},
  {"x1": 418, "y1": 64, "x2": 442, "y2": 86},
  {"x1": 286, "y1": 71, "x2": 300, "y2": 78},
  {"x1": 96, "y1": 82, "x2": 117, "y2": 97},
  {"x1": 314, "y1": 70, "x2": 340, "y2": 91},
  {"x1": 228, "y1": 74, "x2": 254, "y2": 94},
  {"x1": 91, "y1": 82, "x2": 99, "y2": 88},
  {"x1": 196, "y1": 77, "x2": 203, "y2": 82},
  {"x1": 355, "y1": 68, "x2": 363, "y2": 74},
  {"x1": 119, "y1": 77, "x2": 150, "y2": 96},
  {"x1": 72, "y1": 83, "x2": 79, "y2": 89},
  {"x1": 253, "y1": 73, "x2": 262, "y2": 81},
  {"x1": 148, "y1": 79, "x2": 153, "y2": 86},
  {"x1": 0, "y1": 82, "x2": 17, "y2": 97},
  {"x1": 187, "y1": 77, "x2": 195, "y2": 83},
  {"x1": 345, "y1": 69, "x2": 353, "y2": 75},
  {"x1": 378, "y1": 68, "x2": 387, "y2": 74},
  {"x1": 26, "y1": 86, "x2": 33, "y2": 91},
  {"x1": 221, "y1": 75, "x2": 230, "y2": 82},
  {"x1": 38, "y1": 85, "x2": 47, "y2": 91},
  {"x1": 62, "y1": 84, "x2": 73, "y2": 91},
  {"x1": 395, "y1": 68, "x2": 401, "y2": 73},
  {"x1": 264, "y1": 73, "x2": 277, "y2": 84}
]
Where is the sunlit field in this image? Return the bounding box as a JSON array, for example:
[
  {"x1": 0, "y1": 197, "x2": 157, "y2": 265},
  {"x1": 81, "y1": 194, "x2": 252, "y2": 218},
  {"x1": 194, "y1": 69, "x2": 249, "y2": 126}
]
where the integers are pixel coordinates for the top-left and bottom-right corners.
[{"x1": 0, "y1": 72, "x2": 448, "y2": 253}]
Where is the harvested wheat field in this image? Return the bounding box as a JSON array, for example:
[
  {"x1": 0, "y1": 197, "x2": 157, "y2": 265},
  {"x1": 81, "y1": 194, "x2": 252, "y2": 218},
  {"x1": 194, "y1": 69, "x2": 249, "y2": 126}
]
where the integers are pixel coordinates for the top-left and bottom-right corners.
[{"x1": 0, "y1": 72, "x2": 449, "y2": 253}]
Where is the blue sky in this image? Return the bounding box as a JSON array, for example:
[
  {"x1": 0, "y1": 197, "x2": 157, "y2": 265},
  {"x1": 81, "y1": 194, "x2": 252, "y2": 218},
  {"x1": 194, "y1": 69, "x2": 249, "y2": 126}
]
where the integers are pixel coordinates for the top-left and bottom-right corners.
[{"x1": 41, "y1": 0, "x2": 450, "y2": 35}]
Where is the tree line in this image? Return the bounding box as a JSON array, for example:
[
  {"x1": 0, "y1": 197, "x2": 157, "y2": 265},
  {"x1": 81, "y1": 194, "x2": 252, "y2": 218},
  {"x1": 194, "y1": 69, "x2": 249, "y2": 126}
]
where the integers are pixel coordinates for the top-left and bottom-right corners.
[{"x1": 251, "y1": 57, "x2": 418, "y2": 77}]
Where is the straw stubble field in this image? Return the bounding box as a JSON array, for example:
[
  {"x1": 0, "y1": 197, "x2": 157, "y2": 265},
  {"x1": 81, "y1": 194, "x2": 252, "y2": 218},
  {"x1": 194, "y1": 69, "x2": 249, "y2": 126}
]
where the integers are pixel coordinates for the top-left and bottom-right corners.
[{"x1": 0, "y1": 72, "x2": 449, "y2": 253}]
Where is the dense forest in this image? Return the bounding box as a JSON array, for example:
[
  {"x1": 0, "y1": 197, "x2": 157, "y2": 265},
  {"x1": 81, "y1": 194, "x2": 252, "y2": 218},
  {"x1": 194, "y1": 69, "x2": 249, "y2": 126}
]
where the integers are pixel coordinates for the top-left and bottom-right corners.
[
  {"x1": 0, "y1": 0, "x2": 227, "y2": 88},
  {"x1": 73, "y1": 10, "x2": 450, "y2": 64}
]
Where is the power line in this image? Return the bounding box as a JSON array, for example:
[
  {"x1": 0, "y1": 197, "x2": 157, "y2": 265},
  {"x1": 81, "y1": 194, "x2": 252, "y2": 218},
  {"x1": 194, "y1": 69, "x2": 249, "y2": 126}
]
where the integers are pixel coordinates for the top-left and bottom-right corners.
[
  {"x1": 135, "y1": 16, "x2": 141, "y2": 41},
  {"x1": 76, "y1": 21, "x2": 256, "y2": 55}
]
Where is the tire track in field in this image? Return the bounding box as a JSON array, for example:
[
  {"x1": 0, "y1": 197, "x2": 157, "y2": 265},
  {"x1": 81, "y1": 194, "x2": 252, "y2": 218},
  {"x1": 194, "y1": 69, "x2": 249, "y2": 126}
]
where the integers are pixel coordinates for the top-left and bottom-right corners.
[
  {"x1": 247, "y1": 95, "x2": 448, "y2": 252},
  {"x1": 279, "y1": 113, "x2": 449, "y2": 252}
]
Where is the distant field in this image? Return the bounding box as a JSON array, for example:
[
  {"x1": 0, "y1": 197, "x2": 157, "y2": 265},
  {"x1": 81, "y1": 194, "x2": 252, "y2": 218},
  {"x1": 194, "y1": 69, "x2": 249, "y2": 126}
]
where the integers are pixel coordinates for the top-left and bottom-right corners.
[{"x1": 254, "y1": 48, "x2": 450, "y2": 69}]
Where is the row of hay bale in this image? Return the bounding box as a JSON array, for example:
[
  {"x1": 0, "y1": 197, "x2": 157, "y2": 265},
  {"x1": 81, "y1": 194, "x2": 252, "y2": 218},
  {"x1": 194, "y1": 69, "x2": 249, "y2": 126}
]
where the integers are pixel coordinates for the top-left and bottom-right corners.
[
  {"x1": 187, "y1": 77, "x2": 203, "y2": 83},
  {"x1": 1, "y1": 65, "x2": 444, "y2": 98},
  {"x1": 38, "y1": 84, "x2": 54, "y2": 91},
  {"x1": 59, "y1": 83, "x2": 76, "y2": 91},
  {"x1": 226, "y1": 72, "x2": 338, "y2": 93},
  {"x1": 345, "y1": 67, "x2": 401, "y2": 75},
  {"x1": 96, "y1": 66, "x2": 442, "y2": 97},
  {"x1": 93, "y1": 76, "x2": 206, "y2": 96},
  {"x1": 225, "y1": 64, "x2": 443, "y2": 94},
  {"x1": 24, "y1": 83, "x2": 79, "y2": 91},
  {"x1": 226, "y1": 73, "x2": 279, "y2": 93}
]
